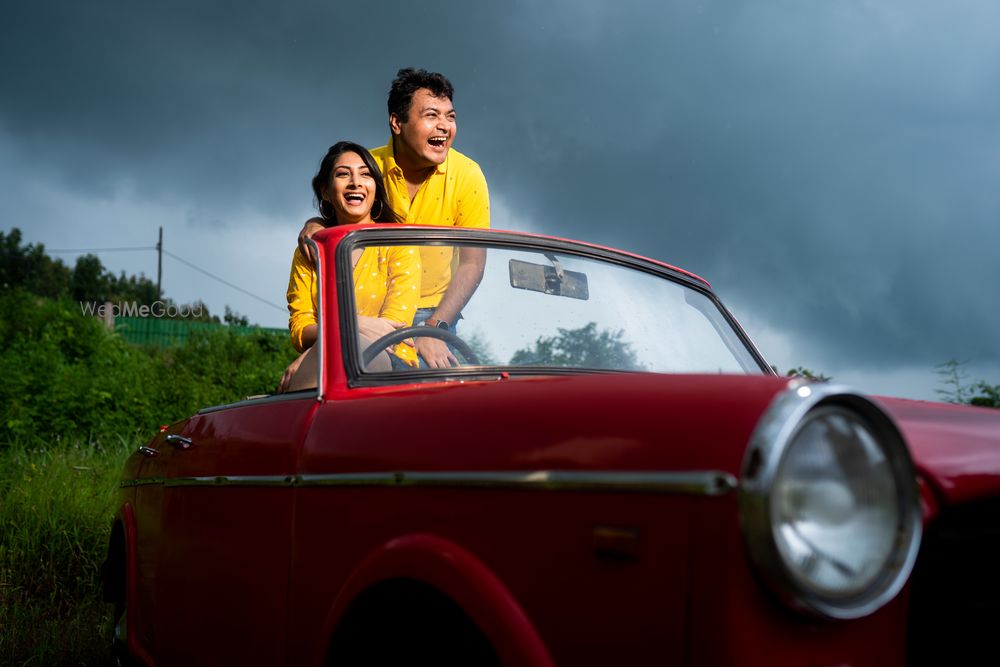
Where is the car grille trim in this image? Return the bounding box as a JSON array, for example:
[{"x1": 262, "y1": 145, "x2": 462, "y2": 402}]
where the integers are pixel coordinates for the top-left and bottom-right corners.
[{"x1": 121, "y1": 470, "x2": 737, "y2": 496}]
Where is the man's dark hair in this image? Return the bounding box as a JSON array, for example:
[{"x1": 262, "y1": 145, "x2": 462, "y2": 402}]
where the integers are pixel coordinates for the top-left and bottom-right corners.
[{"x1": 387, "y1": 68, "x2": 454, "y2": 122}]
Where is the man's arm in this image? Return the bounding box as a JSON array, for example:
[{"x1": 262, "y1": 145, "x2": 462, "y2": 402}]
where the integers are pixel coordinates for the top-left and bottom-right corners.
[
  {"x1": 428, "y1": 247, "x2": 485, "y2": 325},
  {"x1": 297, "y1": 218, "x2": 326, "y2": 263},
  {"x1": 415, "y1": 246, "x2": 486, "y2": 368}
]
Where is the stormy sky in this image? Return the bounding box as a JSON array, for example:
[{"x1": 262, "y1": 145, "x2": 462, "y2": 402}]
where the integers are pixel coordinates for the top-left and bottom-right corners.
[{"x1": 3, "y1": 0, "x2": 999, "y2": 400}]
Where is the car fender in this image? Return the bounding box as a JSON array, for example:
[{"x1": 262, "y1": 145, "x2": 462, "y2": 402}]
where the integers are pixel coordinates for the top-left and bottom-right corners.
[
  {"x1": 114, "y1": 502, "x2": 157, "y2": 667},
  {"x1": 321, "y1": 532, "x2": 554, "y2": 667}
]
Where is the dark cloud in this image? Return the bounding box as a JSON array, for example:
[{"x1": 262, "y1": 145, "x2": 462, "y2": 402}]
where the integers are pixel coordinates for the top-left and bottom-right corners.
[{"x1": 3, "y1": 0, "x2": 999, "y2": 386}]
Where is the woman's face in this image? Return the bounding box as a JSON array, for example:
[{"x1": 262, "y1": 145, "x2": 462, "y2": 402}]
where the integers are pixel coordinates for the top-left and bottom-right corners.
[{"x1": 324, "y1": 151, "x2": 376, "y2": 225}]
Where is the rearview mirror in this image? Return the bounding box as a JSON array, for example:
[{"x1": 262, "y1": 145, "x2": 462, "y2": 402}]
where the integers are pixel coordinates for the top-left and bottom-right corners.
[{"x1": 509, "y1": 258, "x2": 589, "y2": 300}]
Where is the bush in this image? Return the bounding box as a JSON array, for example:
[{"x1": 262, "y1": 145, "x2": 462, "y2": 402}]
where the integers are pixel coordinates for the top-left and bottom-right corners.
[
  {"x1": 935, "y1": 359, "x2": 1000, "y2": 409},
  {"x1": 0, "y1": 290, "x2": 298, "y2": 448},
  {"x1": 970, "y1": 382, "x2": 1000, "y2": 408},
  {"x1": 0, "y1": 236, "x2": 300, "y2": 663},
  {"x1": 0, "y1": 291, "x2": 299, "y2": 663}
]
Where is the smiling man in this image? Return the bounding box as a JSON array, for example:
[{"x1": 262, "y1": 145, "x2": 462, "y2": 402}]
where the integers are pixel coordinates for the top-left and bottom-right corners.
[{"x1": 299, "y1": 68, "x2": 490, "y2": 368}]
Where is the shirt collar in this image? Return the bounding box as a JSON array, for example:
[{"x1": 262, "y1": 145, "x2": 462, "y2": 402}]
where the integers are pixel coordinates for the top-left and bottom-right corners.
[{"x1": 386, "y1": 136, "x2": 449, "y2": 176}]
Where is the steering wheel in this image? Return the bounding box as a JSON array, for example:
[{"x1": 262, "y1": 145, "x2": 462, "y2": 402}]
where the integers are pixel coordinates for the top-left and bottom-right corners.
[{"x1": 362, "y1": 325, "x2": 481, "y2": 367}]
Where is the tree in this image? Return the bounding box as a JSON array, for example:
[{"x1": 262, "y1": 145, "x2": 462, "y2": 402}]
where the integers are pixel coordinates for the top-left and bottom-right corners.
[
  {"x1": 224, "y1": 306, "x2": 250, "y2": 327},
  {"x1": 935, "y1": 359, "x2": 999, "y2": 409},
  {"x1": 108, "y1": 269, "x2": 159, "y2": 305},
  {"x1": 0, "y1": 227, "x2": 72, "y2": 298},
  {"x1": 935, "y1": 359, "x2": 972, "y2": 404},
  {"x1": 510, "y1": 322, "x2": 645, "y2": 371},
  {"x1": 970, "y1": 381, "x2": 1000, "y2": 408},
  {"x1": 462, "y1": 329, "x2": 497, "y2": 365},
  {"x1": 1, "y1": 228, "x2": 236, "y2": 323},
  {"x1": 71, "y1": 254, "x2": 110, "y2": 303}
]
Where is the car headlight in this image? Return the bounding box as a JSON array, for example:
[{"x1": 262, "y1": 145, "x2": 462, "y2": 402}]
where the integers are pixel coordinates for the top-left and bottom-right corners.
[{"x1": 739, "y1": 383, "x2": 922, "y2": 619}]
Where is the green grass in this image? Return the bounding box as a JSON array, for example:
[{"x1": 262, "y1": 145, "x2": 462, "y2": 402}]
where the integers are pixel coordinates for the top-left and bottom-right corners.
[
  {"x1": 0, "y1": 290, "x2": 300, "y2": 664},
  {"x1": 0, "y1": 437, "x2": 134, "y2": 666}
]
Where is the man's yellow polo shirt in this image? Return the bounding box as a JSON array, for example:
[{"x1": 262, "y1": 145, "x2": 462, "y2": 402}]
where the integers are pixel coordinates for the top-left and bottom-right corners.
[{"x1": 370, "y1": 141, "x2": 490, "y2": 309}]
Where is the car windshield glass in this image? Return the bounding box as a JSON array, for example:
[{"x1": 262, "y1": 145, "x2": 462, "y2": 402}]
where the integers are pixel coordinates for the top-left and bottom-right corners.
[{"x1": 344, "y1": 240, "x2": 764, "y2": 376}]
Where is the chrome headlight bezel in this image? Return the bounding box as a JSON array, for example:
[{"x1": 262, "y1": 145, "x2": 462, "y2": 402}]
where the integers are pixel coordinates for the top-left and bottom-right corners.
[{"x1": 739, "y1": 382, "x2": 922, "y2": 620}]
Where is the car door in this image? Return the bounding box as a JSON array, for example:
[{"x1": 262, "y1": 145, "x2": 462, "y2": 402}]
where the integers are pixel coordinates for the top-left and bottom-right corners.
[{"x1": 145, "y1": 395, "x2": 317, "y2": 666}]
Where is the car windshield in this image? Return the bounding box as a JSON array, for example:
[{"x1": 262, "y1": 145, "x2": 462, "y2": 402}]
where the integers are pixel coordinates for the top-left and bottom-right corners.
[{"x1": 343, "y1": 237, "x2": 766, "y2": 377}]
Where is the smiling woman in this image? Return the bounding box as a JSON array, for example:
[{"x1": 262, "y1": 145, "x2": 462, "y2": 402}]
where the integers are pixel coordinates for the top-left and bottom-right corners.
[{"x1": 280, "y1": 141, "x2": 420, "y2": 391}]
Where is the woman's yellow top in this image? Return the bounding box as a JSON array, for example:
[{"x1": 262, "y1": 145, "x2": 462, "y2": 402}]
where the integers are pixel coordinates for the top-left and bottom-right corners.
[{"x1": 286, "y1": 244, "x2": 421, "y2": 367}]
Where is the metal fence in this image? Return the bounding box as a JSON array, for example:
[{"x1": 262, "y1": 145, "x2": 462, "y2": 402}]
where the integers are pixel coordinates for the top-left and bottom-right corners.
[{"x1": 114, "y1": 317, "x2": 287, "y2": 347}]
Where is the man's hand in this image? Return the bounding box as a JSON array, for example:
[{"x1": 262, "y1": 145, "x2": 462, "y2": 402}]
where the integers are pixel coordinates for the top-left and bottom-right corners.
[
  {"x1": 415, "y1": 336, "x2": 459, "y2": 368},
  {"x1": 297, "y1": 218, "x2": 326, "y2": 263}
]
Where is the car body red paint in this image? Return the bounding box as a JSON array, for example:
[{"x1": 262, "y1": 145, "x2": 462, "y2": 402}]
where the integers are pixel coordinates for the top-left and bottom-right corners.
[{"x1": 105, "y1": 226, "x2": 1000, "y2": 666}]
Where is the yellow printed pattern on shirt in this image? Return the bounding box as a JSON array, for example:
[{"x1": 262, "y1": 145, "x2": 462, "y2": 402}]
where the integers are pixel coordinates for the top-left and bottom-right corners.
[
  {"x1": 352, "y1": 245, "x2": 421, "y2": 367},
  {"x1": 286, "y1": 245, "x2": 421, "y2": 366}
]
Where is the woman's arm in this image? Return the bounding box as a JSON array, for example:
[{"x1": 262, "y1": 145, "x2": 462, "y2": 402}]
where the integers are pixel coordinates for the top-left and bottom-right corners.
[{"x1": 286, "y1": 248, "x2": 318, "y2": 353}]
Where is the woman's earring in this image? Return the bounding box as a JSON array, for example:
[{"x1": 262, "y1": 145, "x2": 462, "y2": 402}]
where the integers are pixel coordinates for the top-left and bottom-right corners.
[{"x1": 372, "y1": 200, "x2": 383, "y2": 220}]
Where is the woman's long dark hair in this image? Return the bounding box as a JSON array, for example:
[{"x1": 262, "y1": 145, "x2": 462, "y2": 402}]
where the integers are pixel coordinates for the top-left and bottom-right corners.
[{"x1": 311, "y1": 141, "x2": 399, "y2": 223}]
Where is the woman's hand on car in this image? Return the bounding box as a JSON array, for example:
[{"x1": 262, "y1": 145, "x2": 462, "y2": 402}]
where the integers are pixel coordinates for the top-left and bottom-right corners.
[
  {"x1": 278, "y1": 349, "x2": 308, "y2": 393},
  {"x1": 357, "y1": 316, "x2": 412, "y2": 344}
]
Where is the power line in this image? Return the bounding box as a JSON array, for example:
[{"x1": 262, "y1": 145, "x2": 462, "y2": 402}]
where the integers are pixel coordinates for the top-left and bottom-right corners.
[
  {"x1": 46, "y1": 246, "x2": 156, "y2": 253},
  {"x1": 42, "y1": 241, "x2": 286, "y2": 314},
  {"x1": 162, "y1": 249, "x2": 286, "y2": 312}
]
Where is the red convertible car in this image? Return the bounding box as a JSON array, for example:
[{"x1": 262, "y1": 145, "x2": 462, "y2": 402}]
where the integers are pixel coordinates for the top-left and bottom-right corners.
[{"x1": 104, "y1": 225, "x2": 1000, "y2": 666}]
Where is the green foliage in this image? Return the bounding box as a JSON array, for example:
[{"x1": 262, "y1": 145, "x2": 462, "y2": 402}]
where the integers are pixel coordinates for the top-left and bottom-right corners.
[
  {"x1": 463, "y1": 329, "x2": 498, "y2": 365},
  {"x1": 0, "y1": 292, "x2": 297, "y2": 662},
  {"x1": 71, "y1": 253, "x2": 112, "y2": 302},
  {"x1": 782, "y1": 366, "x2": 831, "y2": 382},
  {"x1": 224, "y1": 305, "x2": 250, "y2": 326},
  {"x1": 69, "y1": 252, "x2": 160, "y2": 306},
  {"x1": 0, "y1": 290, "x2": 299, "y2": 447},
  {"x1": 1, "y1": 227, "x2": 73, "y2": 298},
  {"x1": 2, "y1": 226, "x2": 233, "y2": 322},
  {"x1": 970, "y1": 381, "x2": 1000, "y2": 408},
  {"x1": 510, "y1": 321, "x2": 645, "y2": 371},
  {"x1": 935, "y1": 359, "x2": 999, "y2": 408},
  {"x1": 0, "y1": 229, "x2": 299, "y2": 663},
  {"x1": 935, "y1": 359, "x2": 972, "y2": 404}
]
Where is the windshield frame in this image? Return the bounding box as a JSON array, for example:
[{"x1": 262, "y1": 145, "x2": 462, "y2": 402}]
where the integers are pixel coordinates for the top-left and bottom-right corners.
[{"x1": 333, "y1": 226, "x2": 774, "y2": 387}]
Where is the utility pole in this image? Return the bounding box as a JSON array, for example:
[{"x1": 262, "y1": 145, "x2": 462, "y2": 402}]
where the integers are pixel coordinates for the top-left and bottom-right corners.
[{"x1": 156, "y1": 226, "x2": 163, "y2": 300}]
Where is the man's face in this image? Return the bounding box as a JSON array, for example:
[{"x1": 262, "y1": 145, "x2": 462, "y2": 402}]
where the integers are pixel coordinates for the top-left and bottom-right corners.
[{"x1": 390, "y1": 88, "x2": 457, "y2": 169}]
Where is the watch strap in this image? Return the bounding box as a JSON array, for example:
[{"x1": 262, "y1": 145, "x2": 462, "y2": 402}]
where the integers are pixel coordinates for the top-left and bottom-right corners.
[{"x1": 424, "y1": 317, "x2": 450, "y2": 330}]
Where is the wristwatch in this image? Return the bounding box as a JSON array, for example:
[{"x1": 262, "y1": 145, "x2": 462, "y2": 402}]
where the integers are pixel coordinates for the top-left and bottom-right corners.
[{"x1": 424, "y1": 317, "x2": 450, "y2": 331}]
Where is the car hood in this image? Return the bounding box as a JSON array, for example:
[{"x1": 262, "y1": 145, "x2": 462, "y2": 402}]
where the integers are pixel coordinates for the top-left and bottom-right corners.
[
  {"x1": 878, "y1": 396, "x2": 1000, "y2": 507},
  {"x1": 347, "y1": 373, "x2": 1000, "y2": 509}
]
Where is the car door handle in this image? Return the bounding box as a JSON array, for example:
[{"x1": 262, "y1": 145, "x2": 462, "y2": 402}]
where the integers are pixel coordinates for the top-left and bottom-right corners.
[
  {"x1": 165, "y1": 435, "x2": 193, "y2": 450},
  {"x1": 138, "y1": 446, "x2": 159, "y2": 457}
]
